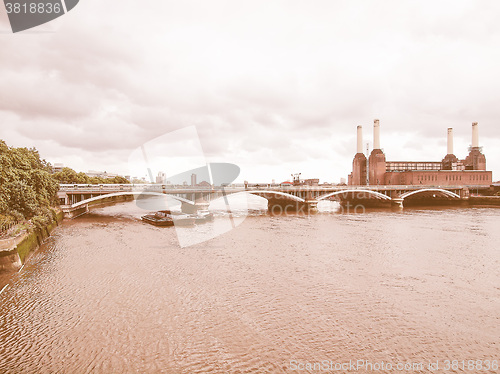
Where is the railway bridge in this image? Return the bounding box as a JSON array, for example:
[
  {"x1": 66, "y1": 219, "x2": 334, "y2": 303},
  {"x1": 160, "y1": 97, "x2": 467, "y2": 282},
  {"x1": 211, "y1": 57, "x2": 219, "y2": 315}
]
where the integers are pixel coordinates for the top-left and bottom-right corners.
[{"x1": 57, "y1": 183, "x2": 475, "y2": 217}]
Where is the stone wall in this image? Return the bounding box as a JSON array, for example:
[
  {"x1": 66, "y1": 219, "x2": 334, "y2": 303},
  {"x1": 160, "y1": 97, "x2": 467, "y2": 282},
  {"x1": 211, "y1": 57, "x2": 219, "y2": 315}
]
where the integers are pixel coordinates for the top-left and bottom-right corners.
[{"x1": 0, "y1": 210, "x2": 64, "y2": 275}]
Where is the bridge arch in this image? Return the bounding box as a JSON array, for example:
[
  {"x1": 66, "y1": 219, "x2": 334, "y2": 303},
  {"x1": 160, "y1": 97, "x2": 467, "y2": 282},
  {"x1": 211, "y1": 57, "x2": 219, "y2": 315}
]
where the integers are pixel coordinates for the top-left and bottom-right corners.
[
  {"x1": 71, "y1": 191, "x2": 195, "y2": 208},
  {"x1": 247, "y1": 190, "x2": 306, "y2": 203},
  {"x1": 400, "y1": 189, "x2": 461, "y2": 200},
  {"x1": 317, "y1": 189, "x2": 392, "y2": 201}
]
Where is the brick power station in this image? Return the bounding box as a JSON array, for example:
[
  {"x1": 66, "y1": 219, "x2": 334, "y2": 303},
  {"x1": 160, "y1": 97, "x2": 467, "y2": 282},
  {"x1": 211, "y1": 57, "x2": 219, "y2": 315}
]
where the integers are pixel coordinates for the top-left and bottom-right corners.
[{"x1": 349, "y1": 121, "x2": 492, "y2": 187}]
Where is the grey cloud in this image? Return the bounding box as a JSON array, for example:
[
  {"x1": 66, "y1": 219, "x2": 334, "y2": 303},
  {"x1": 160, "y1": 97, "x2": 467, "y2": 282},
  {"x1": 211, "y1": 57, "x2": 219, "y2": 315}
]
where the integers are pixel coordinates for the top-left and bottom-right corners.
[{"x1": 1, "y1": 0, "x2": 500, "y2": 181}]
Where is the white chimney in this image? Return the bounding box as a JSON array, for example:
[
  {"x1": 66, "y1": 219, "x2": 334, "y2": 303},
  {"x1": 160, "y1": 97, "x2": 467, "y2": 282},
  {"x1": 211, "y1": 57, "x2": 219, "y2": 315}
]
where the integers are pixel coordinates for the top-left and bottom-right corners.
[
  {"x1": 373, "y1": 119, "x2": 380, "y2": 150},
  {"x1": 357, "y1": 125, "x2": 363, "y2": 154},
  {"x1": 472, "y1": 122, "x2": 479, "y2": 148},
  {"x1": 447, "y1": 128, "x2": 454, "y2": 155}
]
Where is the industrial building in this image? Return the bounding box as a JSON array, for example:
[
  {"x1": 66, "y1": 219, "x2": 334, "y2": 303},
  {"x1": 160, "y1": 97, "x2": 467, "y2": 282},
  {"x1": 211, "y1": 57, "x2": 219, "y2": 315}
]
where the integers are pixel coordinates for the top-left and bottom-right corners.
[{"x1": 349, "y1": 120, "x2": 492, "y2": 186}]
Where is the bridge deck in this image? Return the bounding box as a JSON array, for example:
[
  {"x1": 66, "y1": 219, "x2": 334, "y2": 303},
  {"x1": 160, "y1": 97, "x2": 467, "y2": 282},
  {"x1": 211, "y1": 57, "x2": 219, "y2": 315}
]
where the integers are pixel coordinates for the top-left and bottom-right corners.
[{"x1": 59, "y1": 184, "x2": 488, "y2": 194}]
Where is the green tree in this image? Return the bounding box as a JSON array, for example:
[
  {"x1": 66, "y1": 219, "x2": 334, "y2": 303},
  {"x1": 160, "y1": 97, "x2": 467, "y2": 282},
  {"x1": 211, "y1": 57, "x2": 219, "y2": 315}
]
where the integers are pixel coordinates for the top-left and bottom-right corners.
[
  {"x1": 110, "y1": 176, "x2": 129, "y2": 184},
  {"x1": 1, "y1": 139, "x2": 130, "y2": 224},
  {"x1": 52, "y1": 167, "x2": 80, "y2": 184},
  {"x1": 53, "y1": 167, "x2": 130, "y2": 185},
  {"x1": 0, "y1": 140, "x2": 59, "y2": 220},
  {"x1": 6, "y1": 180, "x2": 38, "y2": 217}
]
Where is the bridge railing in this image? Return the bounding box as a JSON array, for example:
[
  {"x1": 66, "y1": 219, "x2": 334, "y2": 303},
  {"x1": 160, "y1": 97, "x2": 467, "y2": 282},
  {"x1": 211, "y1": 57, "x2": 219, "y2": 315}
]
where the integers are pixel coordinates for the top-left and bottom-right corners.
[
  {"x1": 58, "y1": 183, "x2": 487, "y2": 194},
  {"x1": 59, "y1": 184, "x2": 170, "y2": 191},
  {"x1": 58, "y1": 184, "x2": 229, "y2": 193}
]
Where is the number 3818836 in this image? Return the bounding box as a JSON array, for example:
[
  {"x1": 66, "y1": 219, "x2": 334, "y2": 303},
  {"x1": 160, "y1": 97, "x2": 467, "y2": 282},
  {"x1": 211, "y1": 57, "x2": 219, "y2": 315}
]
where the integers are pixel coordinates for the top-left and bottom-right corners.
[{"x1": 5, "y1": 3, "x2": 62, "y2": 14}]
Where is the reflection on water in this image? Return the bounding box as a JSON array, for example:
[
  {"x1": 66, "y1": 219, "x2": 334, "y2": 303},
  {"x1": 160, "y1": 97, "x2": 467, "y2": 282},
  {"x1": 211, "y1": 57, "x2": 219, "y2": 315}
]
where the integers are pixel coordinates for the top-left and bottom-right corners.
[{"x1": 0, "y1": 198, "x2": 499, "y2": 373}]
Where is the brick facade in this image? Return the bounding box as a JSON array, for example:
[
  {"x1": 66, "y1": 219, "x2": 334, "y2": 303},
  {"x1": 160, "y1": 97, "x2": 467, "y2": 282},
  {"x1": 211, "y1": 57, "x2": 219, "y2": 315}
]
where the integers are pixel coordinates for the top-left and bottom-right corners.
[
  {"x1": 384, "y1": 170, "x2": 492, "y2": 186},
  {"x1": 349, "y1": 123, "x2": 491, "y2": 187}
]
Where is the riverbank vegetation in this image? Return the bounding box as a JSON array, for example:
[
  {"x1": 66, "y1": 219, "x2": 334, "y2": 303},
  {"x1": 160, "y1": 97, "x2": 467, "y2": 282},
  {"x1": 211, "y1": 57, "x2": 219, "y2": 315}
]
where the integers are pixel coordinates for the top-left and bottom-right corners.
[
  {"x1": 0, "y1": 140, "x2": 59, "y2": 237},
  {"x1": 53, "y1": 167, "x2": 130, "y2": 185},
  {"x1": 0, "y1": 140, "x2": 129, "y2": 238}
]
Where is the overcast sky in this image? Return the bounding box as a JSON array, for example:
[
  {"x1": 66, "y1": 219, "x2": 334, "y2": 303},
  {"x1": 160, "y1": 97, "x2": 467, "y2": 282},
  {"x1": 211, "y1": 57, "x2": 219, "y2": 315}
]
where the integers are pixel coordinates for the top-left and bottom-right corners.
[{"x1": 1, "y1": 0, "x2": 499, "y2": 183}]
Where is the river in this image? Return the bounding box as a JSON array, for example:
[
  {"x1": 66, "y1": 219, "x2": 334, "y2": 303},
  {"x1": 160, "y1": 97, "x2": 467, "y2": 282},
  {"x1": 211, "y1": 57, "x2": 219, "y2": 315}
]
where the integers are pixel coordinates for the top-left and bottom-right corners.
[{"x1": 0, "y1": 196, "x2": 499, "y2": 373}]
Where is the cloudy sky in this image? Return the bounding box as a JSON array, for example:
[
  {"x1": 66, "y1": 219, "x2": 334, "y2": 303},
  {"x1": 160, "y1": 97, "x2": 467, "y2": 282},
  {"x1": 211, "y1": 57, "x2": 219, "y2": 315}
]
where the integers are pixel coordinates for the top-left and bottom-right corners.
[{"x1": 1, "y1": 0, "x2": 500, "y2": 183}]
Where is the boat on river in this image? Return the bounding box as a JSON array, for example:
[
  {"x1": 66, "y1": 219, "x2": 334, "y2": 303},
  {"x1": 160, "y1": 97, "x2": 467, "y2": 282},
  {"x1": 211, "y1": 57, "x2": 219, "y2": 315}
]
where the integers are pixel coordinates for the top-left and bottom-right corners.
[
  {"x1": 194, "y1": 210, "x2": 214, "y2": 223},
  {"x1": 141, "y1": 210, "x2": 195, "y2": 227}
]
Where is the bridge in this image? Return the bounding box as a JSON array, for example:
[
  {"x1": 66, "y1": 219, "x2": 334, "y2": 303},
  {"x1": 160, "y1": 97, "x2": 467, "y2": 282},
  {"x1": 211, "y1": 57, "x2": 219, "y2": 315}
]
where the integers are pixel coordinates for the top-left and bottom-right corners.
[{"x1": 57, "y1": 183, "x2": 478, "y2": 217}]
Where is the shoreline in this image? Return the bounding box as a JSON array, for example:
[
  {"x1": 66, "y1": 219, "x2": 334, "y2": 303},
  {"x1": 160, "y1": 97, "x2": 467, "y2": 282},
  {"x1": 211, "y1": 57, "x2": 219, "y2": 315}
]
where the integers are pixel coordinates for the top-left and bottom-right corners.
[
  {"x1": 468, "y1": 196, "x2": 500, "y2": 206},
  {"x1": 0, "y1": 210, "x2": 64, "y2": 290}
]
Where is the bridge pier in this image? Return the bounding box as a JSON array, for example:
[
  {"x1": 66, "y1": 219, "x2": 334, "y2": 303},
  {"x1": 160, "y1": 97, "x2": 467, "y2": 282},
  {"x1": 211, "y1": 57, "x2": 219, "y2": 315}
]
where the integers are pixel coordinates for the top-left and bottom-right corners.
[
  {"x1": 61, "y1": 204, "x2": 89, "y2": 219},
  {"x1": 391, "y1": 198, "x2": 404, "y2": 209},
  {"x1": 181, "y1": 193, "x2": 210, "y2": 214},
  {"x1": 304, "y1": 199, "x2": 318, "y2": 213},
  {"x1": 267, "y1": 198, "x2": 318, "y2": 215},
  {"x1": 181, "y1": 202, "x2": 210, "y2": 214}
]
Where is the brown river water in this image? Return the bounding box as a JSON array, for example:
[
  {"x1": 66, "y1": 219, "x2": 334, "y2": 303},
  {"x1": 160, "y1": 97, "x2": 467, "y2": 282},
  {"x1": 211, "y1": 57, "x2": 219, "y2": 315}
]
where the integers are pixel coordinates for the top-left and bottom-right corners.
[{"x1": 0, "y1": 197, "x2": 499, "y2": 373}]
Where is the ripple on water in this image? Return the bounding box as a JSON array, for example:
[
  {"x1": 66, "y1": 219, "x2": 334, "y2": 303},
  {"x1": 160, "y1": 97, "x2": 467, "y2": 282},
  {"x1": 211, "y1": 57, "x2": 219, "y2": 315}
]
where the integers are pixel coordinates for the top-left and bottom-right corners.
[{"x1": 0, "y1": 205, "x2": 499, "y2": 373}]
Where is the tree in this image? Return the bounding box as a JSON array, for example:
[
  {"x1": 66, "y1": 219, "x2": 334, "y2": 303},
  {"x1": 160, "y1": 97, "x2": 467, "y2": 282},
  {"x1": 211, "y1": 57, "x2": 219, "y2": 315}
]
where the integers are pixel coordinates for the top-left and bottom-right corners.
[
  {"x1": 0, "y1": 140, "x2": 59, "y2": 220},
  {"x1": 111, "y1": 176, "x2": 129, "y2": 184},
  {"x1": 52, "y1": 167, "x2": 80, "y2": 184},
  {"x1": 6, "y1": 181, "x2": 38, "y2": 217},
  {"x1": 1, "y1": 139, "x2": 130, "y2": 223},
  {"x1": 53, "y1": 167, "x2": 130, "y2": 185}
]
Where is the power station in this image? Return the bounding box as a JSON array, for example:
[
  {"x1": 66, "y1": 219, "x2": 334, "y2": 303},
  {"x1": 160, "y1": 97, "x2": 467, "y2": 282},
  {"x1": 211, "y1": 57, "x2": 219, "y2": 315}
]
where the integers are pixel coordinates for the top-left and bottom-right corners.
[{"x1": 349, "y1": 121, "x2": 492, "y2": 186}]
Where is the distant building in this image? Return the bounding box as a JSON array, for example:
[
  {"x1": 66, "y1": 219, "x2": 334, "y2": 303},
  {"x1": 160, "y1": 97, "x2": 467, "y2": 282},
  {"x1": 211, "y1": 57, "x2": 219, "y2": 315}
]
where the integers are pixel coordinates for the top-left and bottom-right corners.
[
  {"x1": 191, "y1": 173, "x2": 197, "y2": 186},
  {"x1": 303, "y1": 178, "x2": 319, "y2": 186},
  {"x1": 86, "y1": 170, "x2": 118, "y2": 179},
  {"x1": 196, "y1": 181, "x2": 211, "y2": 188},
  {"x1": 53, "y1": 163, "x2": 64, "y2": 173},
  {"x1": 349, "y1": 120, "x2": 492, "y2": 187},
  {"x1": 156, "y1": 171, "x2": 166, "y2": 184}
]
